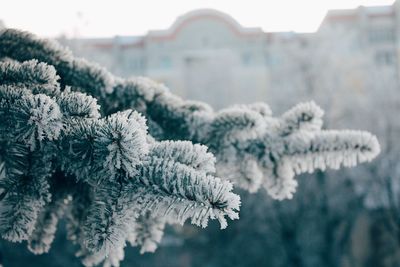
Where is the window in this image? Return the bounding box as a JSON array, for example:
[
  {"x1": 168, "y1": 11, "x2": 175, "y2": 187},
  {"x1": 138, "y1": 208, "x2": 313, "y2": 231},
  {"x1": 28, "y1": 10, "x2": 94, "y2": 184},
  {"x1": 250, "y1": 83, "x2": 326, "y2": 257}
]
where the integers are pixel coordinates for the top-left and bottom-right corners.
[
  {"x1": 265, "y1": 53, "x2": 279, "y2": 66},
  {"x1": 368, "y1": 28, "x2": 395, "y2": 44},
  {"x1": 159, "y1": 56, "x2": 172, "y2": 69},
  {"x1": 127, "y1": 57, "x2": 145, "y2": 71},
  {"x1": 202, "y1": 37, "x2": 209, "y2": 47},
  {"x1": 242, "y1": 52, "x2": 252, "y2": 66},
  {"x1": 375, "y1": 50, "x2": 395, "y2": 66}
]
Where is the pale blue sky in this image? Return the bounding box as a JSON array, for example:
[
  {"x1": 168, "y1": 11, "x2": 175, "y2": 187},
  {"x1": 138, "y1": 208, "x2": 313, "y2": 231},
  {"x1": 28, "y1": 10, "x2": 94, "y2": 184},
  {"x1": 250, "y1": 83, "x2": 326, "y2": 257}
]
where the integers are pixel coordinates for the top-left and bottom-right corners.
[{"x1": 1, "y1": 0, "x2": 396, "y2": 37}]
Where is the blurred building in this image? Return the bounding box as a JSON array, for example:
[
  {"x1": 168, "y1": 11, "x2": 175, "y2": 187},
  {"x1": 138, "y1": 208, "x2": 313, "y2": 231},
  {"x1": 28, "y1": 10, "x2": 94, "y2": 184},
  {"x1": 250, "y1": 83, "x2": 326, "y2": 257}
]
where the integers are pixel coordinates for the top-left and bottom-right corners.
[
  {"x1": 60, "y1": 9, "x2": 310, "y2": 108},
  {"x1": 60, "y1": 2, "x2": 400, "y2": 109},
  {"x1": 319, "y1": 2, "x2": 400, "y2": 79}
]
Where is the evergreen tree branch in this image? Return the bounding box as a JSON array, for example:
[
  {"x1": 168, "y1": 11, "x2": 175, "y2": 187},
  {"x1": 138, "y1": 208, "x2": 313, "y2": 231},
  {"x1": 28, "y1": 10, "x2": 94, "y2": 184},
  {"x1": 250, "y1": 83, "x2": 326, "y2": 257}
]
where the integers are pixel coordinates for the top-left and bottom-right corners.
[
  {"x1": 0, "y1": 30, "x2": 380, "y2": 199},
  {"x1": 0, "y1": 29, "x2": 382, "y2": 267}
]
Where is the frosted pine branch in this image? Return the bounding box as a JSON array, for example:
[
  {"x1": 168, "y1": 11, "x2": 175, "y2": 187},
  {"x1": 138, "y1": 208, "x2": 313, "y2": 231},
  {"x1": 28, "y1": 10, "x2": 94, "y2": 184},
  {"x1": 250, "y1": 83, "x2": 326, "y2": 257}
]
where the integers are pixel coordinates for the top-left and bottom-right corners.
[
  {"x1": 213, "y1": 105, "x2": 380, "y2": 199},
  {"x1": 136, "y1": 144, "x2": 240, "y2": 229},
  {"x1": 28, "y1": 176, "x2": 71, "y2": 254},
  {"x1": 128, "y1": 212, "x2": 166, "y2": 254},
  {"x1": 0, "y1": 59, "x2": 60, "y2": 96},
  {"x1": 0, "y1": 28, "x2": 382, "y2": 267},
  {"x1": 0, "y1": 56, "x2": 240, "y2": 266},
  {"x1": 0, "y1": 30, "x2": 380, "y2": 198},
  {"x1": 278, "y1": 101, "x2": 324, "y2": 134}
]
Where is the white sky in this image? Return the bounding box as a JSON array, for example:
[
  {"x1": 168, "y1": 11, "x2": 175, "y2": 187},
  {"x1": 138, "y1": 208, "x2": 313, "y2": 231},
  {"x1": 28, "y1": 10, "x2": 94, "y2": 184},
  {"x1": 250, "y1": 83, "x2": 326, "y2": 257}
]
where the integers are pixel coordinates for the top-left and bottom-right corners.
[{"x1": 1, "y1": 0, "x2": 396, "y2": 38}]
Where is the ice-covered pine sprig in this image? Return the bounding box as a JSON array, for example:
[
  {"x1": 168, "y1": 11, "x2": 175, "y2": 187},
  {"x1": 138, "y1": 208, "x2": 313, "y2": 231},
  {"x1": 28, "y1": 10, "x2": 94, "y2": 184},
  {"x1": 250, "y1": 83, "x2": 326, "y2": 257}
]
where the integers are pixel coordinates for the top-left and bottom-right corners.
[
  {"x1": 0, "y1": 59, "x2": 240, "y2": 267},
  {"x1": 0, "y1": 85, "x2": 61, "y2": 242},
  {"x1": 210, "y1": 102, "x2": 380, "y2": 199},
  {"x1": 0, "y1": 29, "x2": 381, "y2": 267},
  {"x1": 0, "y1": 29, "x2": 381, "y2": 202}
]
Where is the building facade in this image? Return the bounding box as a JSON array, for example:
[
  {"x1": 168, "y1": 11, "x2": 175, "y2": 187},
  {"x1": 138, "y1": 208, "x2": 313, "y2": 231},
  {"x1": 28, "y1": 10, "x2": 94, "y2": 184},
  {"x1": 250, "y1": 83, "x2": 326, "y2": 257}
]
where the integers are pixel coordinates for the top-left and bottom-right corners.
[
  {"x1": 62, "y1": 9, "x2": 309, "y2": 109},
  {"x1": 61, "y1": 3, "x2": 400, "y2": 109}
]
